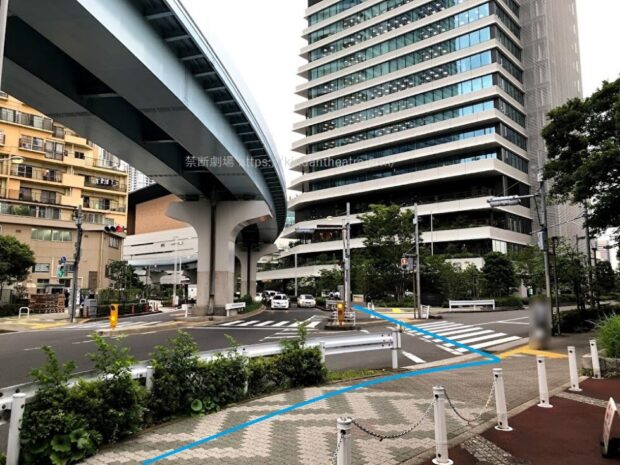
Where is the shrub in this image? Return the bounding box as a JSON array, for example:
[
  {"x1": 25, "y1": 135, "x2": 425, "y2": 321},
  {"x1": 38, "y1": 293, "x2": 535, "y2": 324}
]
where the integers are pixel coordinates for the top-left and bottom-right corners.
[
  {"x1": 68, "y1": 335, "x2": 146, "y2": 442},
  {"x1": 0, "y1": 452, "x2": 5, "y2": 465},
  {"x1": 278, "y1": 324, "x2": 327, "y2": 388},
  {"x1": 148, "y1": 331, "x2": 202, "y2": 421},
  {"x1": 0, "y1": 304, "x2": 21, "y2": 317},
  {"x1": 597, "y1": 315, "x2": 620, "y2": 358},
  {"x1": 247, "y1": 356, "x2": 285, "y2": 397},
  {"x1": 20, "y1": 347, "x2": 101, "y2": 465},
  {"x1": 190, "y1": 352, "x2": 248, "y2": 413},
  {"x1": 495, "y1": 296, "x2": 524, "y2": 308},
  {"x1": 559, "y1": 309, "x2": 599, "y2": 333}
]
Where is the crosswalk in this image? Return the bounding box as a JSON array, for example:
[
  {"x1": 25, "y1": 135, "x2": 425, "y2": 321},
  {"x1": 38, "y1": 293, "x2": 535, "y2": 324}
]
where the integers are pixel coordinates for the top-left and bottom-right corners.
[
  {"x1": 63, "y1": 320, "x2": 164, "y2": 331},
  {"x1": 407, "y1": 321, "x2": 522, "y2": 355},
  {"x1": 217, "y1": 319, "x2": 322, "y2": 329}
]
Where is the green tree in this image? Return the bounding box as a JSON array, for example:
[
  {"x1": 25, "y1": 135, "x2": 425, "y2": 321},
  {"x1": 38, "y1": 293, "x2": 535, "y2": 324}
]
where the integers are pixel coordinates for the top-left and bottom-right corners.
[
  {"x1": 316, "y1": 267, "x2": 342, "y2": 294},
  {"x1": 107, "y1": 260, "x2": 143, "y2": 290},
  {"x1": 359, "y1": 204, "x2": 414, "y2": 300},
  {"x1": 542, "y1": 78, "x2": 620, "y2": 240},
  {"x1": 595, "y1": 261, "x2": 617, "y2": 295},
  {"x1": 509, "y1": 246, "x2": 546, "y2": 294},
  {"x1": 0, "y1": 234, "x2": 35, "y2": 292},
  {"x1": 482, "y1": 252, "x2": 517, "y2": 297},
  {"x1": 554, "y1": 239, "x2": 588, "y2": 311}
]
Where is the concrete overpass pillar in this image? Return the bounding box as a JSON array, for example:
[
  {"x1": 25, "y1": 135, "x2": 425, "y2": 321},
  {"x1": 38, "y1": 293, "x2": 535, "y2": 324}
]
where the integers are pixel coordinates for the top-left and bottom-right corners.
[
  {"x1": 249, "y1": 244, "x2": 278, "y2": 298},
  {"x1": 213, "y1": 201, "x2": 271, "y2": 312},
  {"x1": 166, "y1": 200, "x2": 212, "y2": 316},
  {"x1": 235, "y1": 245, "x2": 248, "y2": 297}
]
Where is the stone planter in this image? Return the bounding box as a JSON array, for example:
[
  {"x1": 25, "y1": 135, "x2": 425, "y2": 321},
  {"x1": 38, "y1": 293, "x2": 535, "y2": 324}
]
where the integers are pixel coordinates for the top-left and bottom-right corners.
[{"x1": 581, "y1": 349, "x2": 620, "y2": 376}]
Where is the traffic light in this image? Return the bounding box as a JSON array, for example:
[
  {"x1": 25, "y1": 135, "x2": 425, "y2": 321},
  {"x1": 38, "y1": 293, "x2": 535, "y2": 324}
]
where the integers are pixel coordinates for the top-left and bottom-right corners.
[
  {"x1": 400, "y1": 257, "x2": 409, "y2": 270},
  {"x1": 104, "y1": 225, "x2": 126, "y2": 234},
  {"x1": 109, "y1": 304, "x2": 119, "y2": 329},
  {"x1": 57, "y1": 256, "x2": 67, "y2": 278}
]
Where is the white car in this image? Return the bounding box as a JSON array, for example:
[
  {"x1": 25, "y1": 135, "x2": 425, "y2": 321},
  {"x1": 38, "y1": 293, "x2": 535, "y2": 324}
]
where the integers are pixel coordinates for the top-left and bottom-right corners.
[
  {"x1": 270, "y1": 294, "x2": 290, "y2": 309},
  {"x1": 297, "y1": 294, "x2": 316, "y2": 308}
]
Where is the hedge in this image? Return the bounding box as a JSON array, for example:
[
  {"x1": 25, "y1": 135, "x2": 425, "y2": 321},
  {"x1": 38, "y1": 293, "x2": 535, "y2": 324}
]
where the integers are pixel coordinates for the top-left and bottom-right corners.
[
  {"x1": 20, "y1": 329, "x2": 326, "y2": 464},
  {"x1": 0, "y1": 304, "x2": 22, "y2": 317}
]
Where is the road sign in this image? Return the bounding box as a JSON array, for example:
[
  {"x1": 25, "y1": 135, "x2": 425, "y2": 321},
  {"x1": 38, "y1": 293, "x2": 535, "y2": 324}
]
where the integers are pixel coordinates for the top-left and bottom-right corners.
[{"x1": 602, "y1": 397, "x2": 618, "y2": 457}]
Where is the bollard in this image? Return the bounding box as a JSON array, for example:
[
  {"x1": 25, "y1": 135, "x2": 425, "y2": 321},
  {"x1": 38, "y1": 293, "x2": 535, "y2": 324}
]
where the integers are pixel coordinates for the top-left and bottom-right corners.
[
  {"x1": 589, "y1": 339, "x2": 602, "y2": 379},
  {"x1": 567, "y1": 346, "x2": 582, "y2": 392},
  {"x1": 493, "y1": 368, "x2": 513, "y2": 431},
  {"x1": 320, "y1": 341, "x2": 326, "y2": 364},
  {"x1": 391, "y1": 330, "x2": 399, "y2": 369},
  {"x1": 145, "y1": 365, "x2": 154, "y2": 391},
  {"x1": 432, "y1": 386, "x2": 454, "y2": 465},
  {"x1": 536, "y1": 356, "x2": 553, "y2": 408},
  {"x1": 336, "y1": 417, "x2": 352, "y2": 465},
  {"x1": 7, "y1": 393, "x2": 26, "y2": 465}
]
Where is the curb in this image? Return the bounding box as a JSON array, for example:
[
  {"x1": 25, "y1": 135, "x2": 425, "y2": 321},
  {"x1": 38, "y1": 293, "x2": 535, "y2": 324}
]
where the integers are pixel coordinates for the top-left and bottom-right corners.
[{"x1": 97, "y1": 305, "x2": 266, "y2": 336}]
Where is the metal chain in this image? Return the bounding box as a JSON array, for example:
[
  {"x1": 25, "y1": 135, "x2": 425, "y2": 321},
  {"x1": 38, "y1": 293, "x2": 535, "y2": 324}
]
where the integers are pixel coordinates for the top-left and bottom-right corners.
[
  {"x1": 445, "y1": 380, "x2": 495, "y2": 425},
  {"x1": 351, "y1": 399, "x2": 435, "y2": 441},
  {"x1": 330, "y1": 431, "x2": 344, "y2": 465}
]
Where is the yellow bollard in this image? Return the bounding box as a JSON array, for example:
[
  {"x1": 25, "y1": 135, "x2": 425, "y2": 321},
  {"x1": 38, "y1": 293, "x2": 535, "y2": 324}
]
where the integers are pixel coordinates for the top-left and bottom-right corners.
[{"x1": 109, "y1": 304, "x2": 119, "y2": 330}]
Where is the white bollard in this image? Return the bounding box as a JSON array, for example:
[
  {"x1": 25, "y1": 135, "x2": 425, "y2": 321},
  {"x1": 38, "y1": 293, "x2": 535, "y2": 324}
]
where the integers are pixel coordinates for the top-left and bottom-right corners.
[
  {"x1": 336, "y1": 417, "x2": 352, "y2": 465},
  {"x1": 590, "y1": 339, "x2": 602, "y2": 379},
  {"x1": 391, "y1": 330, "x2": 399, "y2": 369},
  {"x1": 320, "y1": 341, "x2": 326, "y2": 364},
  {"x1": 432, "y1": 386, "x2": 454, "y2": 465},
  {"x1": 567, "y1": 346, "x2": 582, "y2": 392},
  {"x1": 536, "y1": 356, "x2": 553, "y2": 408},
  {"x1": 7, "y1": 393, "x2": 26, "y2": 465},
  {"x1": 145, "y1": 365, "x2": 154, "y2": 391},
  {"x1": 493, "y1": 368, "x2": 513, "y2": 431}
]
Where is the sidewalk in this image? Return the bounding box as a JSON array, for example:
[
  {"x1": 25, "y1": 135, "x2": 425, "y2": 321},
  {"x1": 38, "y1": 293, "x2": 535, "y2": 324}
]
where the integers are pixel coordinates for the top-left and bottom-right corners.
[{"x1": 82, "y1": 333, "x2": 599, "y2": 465}]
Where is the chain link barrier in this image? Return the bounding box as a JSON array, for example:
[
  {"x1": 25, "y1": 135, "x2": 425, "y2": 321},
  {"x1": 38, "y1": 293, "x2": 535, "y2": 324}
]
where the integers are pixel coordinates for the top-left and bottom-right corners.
[
  {"x1": 350, "y1": 399, "x2": 435, "y2": 441},
  {"x1": 329, "y1": 430, "x2": 344, "y2": 465},
  {"x1": 445, "y1": 379, "x2": 496, "y2": 425}
]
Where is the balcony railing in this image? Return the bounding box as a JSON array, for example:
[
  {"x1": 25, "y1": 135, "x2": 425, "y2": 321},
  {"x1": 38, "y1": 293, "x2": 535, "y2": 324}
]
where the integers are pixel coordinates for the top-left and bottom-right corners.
[
  {"x1": 11, "y1": 166, "x2": 63, "y2": 183},
  {"x1": 0, "y1": 189, "x2": 60, "y2": 205},
  {"x1": 0, "y1": 108, "x2": 53, "y2": 131},
  {"x1": 52, "y1": 126, "x2": 66, "y2": 139},
  {"x1": 83, "y1": 177, "x2": 126, "y2": 192},
  {"x1": 0, "y1": 133, "x2": 5, "y2": 145},
  {"x1": 83, "y1": 198, "x2": 126, "y2": 213},
  {"x1": 0, "y1": 200, "x2": 71, "y2": 221}
]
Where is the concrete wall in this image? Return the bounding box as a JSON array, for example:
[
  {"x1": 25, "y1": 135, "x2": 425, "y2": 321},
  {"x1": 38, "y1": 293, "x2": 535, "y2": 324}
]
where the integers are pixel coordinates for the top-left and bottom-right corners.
[{"x1": 134, "y1": 194, "x2": 188, "y2": 234}]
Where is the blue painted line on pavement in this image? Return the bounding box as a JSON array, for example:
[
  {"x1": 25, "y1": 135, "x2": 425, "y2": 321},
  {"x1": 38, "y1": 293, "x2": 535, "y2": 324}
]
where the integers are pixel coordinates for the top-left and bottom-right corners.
[{"x1": 144, "y1": 305, "x2": 500, "y2": 464}]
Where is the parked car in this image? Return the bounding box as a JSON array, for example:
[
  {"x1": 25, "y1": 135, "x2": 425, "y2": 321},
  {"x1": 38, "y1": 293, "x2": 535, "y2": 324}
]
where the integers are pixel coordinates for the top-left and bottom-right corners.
[
  {"x1": 270, "y1": 294, "x2": 290, "y2": 309},
  {"x1": 297, "y1": 294, "x2": 316, "y2": 308}
]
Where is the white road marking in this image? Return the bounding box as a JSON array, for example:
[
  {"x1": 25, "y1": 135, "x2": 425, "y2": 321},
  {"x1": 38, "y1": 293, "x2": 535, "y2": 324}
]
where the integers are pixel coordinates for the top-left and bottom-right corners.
[
  {"x1": 429, "y1": 326, "x2": 484, "y2": 337},
  {"x1": 445, "y1": 332, "x2": 507, "y2": 346},
  {"x1": 218, "y1": 320, "x2": 244, "y2": 326},
  {"x1": 306, "y1": 321, "x2": 321, "y2": 328},
  {"x1": 402, "y1": 351, "x2": 426, "y2": 363},
  {"x1": 455, "y1": 336, "x2": 521, "y2": 352},
  {"x1": 272, "y1": 321, "x2": 290, "y2": 327},
  {"x1": 255, "y1": 321, "x2": 275, "y2": 327},
  {"x1": 237, "y1": 320, "x2": 260, "y2": 327},
  {"x1": 439, "y1": 330, "x2": 494, "y2": 341}
]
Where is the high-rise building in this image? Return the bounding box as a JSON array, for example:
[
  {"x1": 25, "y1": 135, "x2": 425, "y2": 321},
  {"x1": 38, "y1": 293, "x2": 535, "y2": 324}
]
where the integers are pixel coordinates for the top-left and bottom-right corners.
[
  {"x1": 259, "y1": 0, "x2": 582, "y2": 285},
  {"x1": 0, "y1": 93, "x2": 128, "y2": 296},
  {"x1": 127, "y1": 165, "x2": 154, "y2": 192}
]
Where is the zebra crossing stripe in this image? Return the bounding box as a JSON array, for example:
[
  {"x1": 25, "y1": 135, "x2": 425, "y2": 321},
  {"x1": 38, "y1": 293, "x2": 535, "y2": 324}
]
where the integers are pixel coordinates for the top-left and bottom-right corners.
[
  {"x1": 272, "y1": 321, "x2": 290, "y2": 327},
  {"x1": 306, "y1": 321, "x2": 321, "y2": 328},
  {"x1": 455, "y1": 336, "x2": 521, "y2": 353},
  {"x1": 414, "y1": 322, "x2": 454, "y2": 329},
  {"x1": 431, "y1": 326, "x2": 484, "y2": 337},
  {"x1": 443, "y1": 332, "x2": 507, "y2": 347},
  {"x1": 439, "y1": 330, "x2": 494, "y2": 341},
  {"x1": 237, "y1": 320, "x2": 260, "y2": 327},
  {"x1": 218, "y1": 321, "x2": 244, "y2": 326},
  {"x1": 255, "y1": 321, "x2": 275, "y2": 327}
]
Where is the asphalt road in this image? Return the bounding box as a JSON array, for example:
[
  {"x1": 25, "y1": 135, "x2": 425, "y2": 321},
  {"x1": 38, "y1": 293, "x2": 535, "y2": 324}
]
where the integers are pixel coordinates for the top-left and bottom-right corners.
[{"x1": 0, "y1": 307, "x2": 530, "y2": 387}]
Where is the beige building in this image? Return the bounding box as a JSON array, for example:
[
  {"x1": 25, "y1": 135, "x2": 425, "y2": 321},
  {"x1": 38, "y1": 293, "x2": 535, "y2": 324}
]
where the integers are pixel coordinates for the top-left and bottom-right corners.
[{"x1": 0, "y1": 93, "x2": 128, "y2": 296}]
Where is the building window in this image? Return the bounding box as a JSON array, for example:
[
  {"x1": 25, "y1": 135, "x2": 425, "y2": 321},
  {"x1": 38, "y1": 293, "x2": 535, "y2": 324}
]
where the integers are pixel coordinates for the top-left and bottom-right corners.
[
  {"x1": 75, "y1": 151, "x2": 85, "y2": 160},
  {"x1": 36, "y1": 279, "x2": 49, "y2": 293},
  {"x1": 31, "y1": 228, "x2": 72, "y2": 242},
  {"x1": 33, "y1": 263, "x2": 50, "y2": 273},
  {"x1": 109, "y1": 236, "x2": 121, "y2": 249}
]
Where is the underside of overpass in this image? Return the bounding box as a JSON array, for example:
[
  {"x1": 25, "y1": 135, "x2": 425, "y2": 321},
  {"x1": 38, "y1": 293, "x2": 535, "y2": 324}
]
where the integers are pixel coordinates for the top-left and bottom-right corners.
[{"x1": 3, "y1": 0, "x2": 287, "y2": 313}]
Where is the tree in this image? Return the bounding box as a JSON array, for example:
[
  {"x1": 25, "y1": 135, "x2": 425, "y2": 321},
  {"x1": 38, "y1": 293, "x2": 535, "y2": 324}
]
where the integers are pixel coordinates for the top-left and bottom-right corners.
[
  {"x1": 106, "y1": 261, "x2": 143, "y2": 290},
  {"x1": 359, "y1": 204, "x2": 414, "y2": 300},
  {"x1": 595, "y1": 261, "x2": 617, "y2": 295},
  {"x1": 0, "y1": 234, "x2": 35, "y2": 292},
  {"x1": 482, "y1": 252, "x2": 516, "y2": 297},
  {"x1": 542, "y1": 78, "x2": 620, "y2": 240},
  {"x1": 553, "y1": 239, "x2": 588, "y2": 311},
  {"x1": 509, "y1": 246, "x2": 546, "y2": 294},
  {"x1": 316, "y1": 267, "x2": 342, "y2": 294}
]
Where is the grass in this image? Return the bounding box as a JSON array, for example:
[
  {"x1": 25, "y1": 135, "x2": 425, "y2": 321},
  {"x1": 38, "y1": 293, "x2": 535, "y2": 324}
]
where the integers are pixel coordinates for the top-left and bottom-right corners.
[
  {"x1": 327, "y1": 368, "x2": 386, "y2": 383},
  {"x1": 597, "y1": 314, "x2": 620, "y2": 358}
]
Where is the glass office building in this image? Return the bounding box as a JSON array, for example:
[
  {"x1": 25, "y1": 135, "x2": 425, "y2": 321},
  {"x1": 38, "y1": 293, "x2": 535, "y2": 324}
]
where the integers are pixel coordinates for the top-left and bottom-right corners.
[{"x1": 261, "y1": 0, "x2": 582, "y2": 281}]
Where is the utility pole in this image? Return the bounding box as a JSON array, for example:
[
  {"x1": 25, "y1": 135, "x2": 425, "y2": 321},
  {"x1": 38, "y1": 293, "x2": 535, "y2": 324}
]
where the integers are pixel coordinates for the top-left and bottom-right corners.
[
  {"x1": 583, "y1": 205, "x2": 596, "y2": 311},
  {"x1": 70, "y1": 206, "x2": 83, "y2": 324},
  {"x1": 172, "y1": 236, "x2": 178, "y2": 307},
  {"x1": 551, "y1": 237, "x2": 561, "y2": 335},
  {"x1": 294, "y1": 251, "x2": 298, "y2": 297},
  {"x1": 343, "y1": 202, "x2": 351, "y2": 313},
  {"x1": 414, "y1": 204, "x2": 421, "y2": 319},
  {"x1": 538, "y1": 172, "x2": 552, "y2": 302}
]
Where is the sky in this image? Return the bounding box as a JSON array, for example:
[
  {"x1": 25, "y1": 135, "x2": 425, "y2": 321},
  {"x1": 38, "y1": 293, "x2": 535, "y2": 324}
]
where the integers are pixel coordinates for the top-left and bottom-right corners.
[{"x1": 181, "y1": 0, "x2": 620, "y2": 264}]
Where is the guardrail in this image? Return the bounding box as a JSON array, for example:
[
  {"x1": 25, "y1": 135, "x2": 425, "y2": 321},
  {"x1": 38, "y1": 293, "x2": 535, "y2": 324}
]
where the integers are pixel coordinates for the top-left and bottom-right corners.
[{"x1": 449, "y1": 299, "x2": 495, "y2": 310}]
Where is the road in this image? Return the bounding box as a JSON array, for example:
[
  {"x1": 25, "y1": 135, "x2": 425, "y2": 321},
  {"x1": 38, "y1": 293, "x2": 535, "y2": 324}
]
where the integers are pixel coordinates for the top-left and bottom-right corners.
[{"x1": 0, "y1": 307, "x2": 530, "y2": 387}]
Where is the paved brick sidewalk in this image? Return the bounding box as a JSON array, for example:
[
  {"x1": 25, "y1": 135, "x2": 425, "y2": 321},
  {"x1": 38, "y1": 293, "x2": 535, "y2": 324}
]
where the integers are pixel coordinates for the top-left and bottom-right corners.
[{"x1": 83, "y1": 349, "x2": 574, "y2": 465}]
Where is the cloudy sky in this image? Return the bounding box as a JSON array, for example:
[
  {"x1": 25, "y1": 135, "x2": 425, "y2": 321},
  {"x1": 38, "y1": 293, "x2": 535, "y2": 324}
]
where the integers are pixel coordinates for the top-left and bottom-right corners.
[{"x1": 181, "y1": 0, "x2": 620, "y2": 175}]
